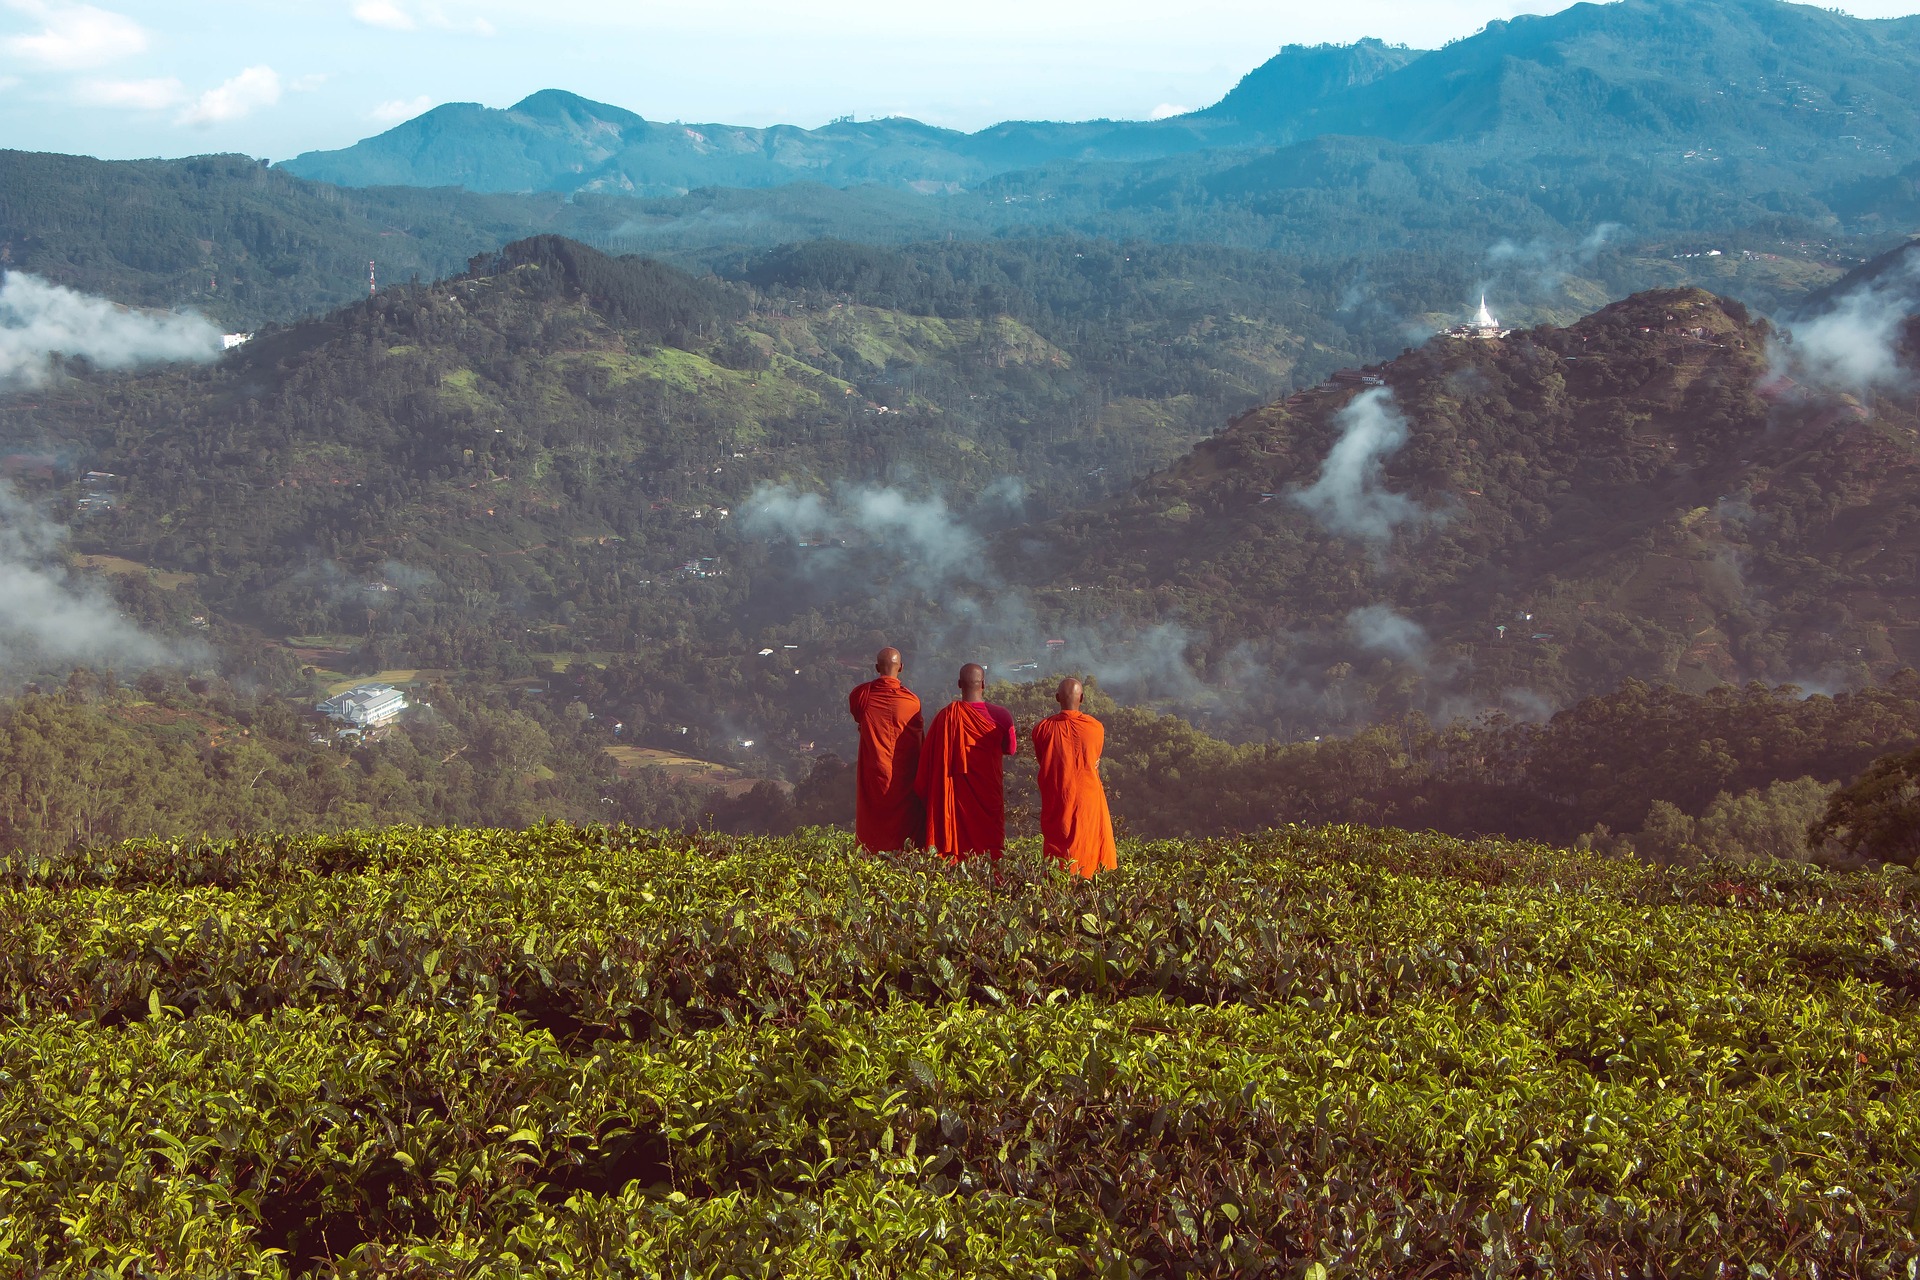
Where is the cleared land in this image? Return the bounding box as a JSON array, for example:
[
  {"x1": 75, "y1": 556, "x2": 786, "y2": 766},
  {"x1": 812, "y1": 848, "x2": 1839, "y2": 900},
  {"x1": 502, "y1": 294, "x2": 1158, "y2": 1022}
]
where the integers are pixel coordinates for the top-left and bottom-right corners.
[{"x1": 603, "y1": 744, "x2": 770, "y2": 796}]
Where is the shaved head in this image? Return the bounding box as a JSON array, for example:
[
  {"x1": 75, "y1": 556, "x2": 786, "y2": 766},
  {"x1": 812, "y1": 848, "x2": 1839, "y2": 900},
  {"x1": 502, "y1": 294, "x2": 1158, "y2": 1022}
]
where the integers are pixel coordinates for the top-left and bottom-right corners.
[
  {"x1": 875, "y1": 647, "x2": 903, "y2": 676},
  {"x1": 958, "y1": 663, "x2": 986, "y2": 698},
  {"x1": 1055, "y1": 677, "x2": 1084, "y2": 711}
]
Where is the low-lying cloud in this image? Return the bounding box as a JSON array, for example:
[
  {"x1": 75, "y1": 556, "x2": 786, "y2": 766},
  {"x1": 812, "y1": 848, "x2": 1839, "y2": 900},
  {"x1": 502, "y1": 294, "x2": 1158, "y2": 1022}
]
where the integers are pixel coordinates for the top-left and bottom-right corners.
[
  {"x1": 743, "y1": 482, "x2": 987, "y2": 583},
  {"x1": 1348, "y1": 603, "x2": 1430, "y2": 667},
  {"x1": 1291, "y1": 388, "x2": 1428, "y2": 542},
  {"x1": 1781, "y1": 251, "x2": 1920, "y2": 396},
  {"x1": 0, "y1": 272, "x2": 223, "y2": 389},
  {"x1": 1485, "y1": 222, "x2": 1621, "y2": 303},
  {"x1": 0, "y1": 482, "x2": 188, "y2": 674}
]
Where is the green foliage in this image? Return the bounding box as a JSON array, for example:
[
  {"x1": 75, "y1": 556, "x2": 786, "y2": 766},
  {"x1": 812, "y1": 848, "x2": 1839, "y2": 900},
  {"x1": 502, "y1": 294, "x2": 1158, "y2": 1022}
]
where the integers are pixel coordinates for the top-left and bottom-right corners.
[
  {"x1": 1612, "y1": 776, "x2": 1839, "y2": 866},
  {"x1": 1039, "y1": 290, "x2": 1920, "y2": 719},
  {"x1": 0, "y1": 151, "x2": 650, "y2": 329},
  {"x1": 0, "y1": 679, "x2": 773, "y2": 858},
  {"x1": 1814, "y1": 744, "x2": 1920, "y2": 868},
  {"x1": 2, "y1": 823, "x2": 1917, "y2": 1274}
]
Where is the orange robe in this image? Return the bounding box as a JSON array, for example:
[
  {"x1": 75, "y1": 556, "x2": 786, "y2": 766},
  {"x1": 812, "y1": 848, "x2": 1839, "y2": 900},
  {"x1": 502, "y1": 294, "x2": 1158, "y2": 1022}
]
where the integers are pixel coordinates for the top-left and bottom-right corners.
[
  {"x1": 1033, "y1": 710, "x2": 1118, "y2": 877},
  {"x1": 848, "y1": 676, "x2": 924, "y2": 853},
  {"x1": 915, "y1": 701, "x2": 1015, "y2": 860}
]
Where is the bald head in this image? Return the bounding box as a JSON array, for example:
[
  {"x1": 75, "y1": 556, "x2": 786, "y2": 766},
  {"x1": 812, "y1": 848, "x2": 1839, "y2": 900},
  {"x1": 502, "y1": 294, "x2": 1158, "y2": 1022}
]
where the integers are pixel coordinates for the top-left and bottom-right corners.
[
  {"x1": 875, "y1": 647, "x2": 903, "y2": 677},
  {"x1": 1054, "y1": 677, "x2": 1084, "y2": 712},
  {"x1": 957, "y1": 663, "x2": 986, "y2": 699}
]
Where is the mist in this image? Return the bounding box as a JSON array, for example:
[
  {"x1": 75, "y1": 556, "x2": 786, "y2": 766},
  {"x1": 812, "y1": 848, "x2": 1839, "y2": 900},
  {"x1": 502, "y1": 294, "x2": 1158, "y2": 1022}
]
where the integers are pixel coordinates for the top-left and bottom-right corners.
[
  {"x1": 1348, "y1": 604, "x2": 1431, "y2": 668},
  {"x1": 0, "y1": 482, "x2": 189, "y2": 675},
  {"x1": 1780, "y1": 252, "x2": 1920, "y2": 396},
  {"x1": 0, "y1": 272, "x2": 224, "y2": 390},
  {"x1": 1483, "y1": 222, "x2": 1621, "y2": 306},
  {"x1": 742, "y1": 482, "x2": 988, "y2": 584},
  {"x1": 1291, "y1": 388, "x2": 1428, "y2": 542}
]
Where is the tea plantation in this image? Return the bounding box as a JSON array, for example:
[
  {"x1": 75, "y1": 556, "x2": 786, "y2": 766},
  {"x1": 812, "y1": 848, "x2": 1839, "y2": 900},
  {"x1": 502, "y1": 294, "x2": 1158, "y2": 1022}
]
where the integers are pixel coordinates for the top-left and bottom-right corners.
[{"x1": 3, "y1": 824, "x2": 1918, "y2": 1277}]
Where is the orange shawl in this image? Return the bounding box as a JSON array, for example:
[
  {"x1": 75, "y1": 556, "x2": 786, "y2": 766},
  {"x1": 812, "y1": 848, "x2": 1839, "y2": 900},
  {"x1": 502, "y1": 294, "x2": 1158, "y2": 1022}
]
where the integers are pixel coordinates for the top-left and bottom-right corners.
[
  {"x1": 848, "y1": 677, "x2": 924, "y2": 853},
  {"x1": 915, "y1": 701, "x2": 1007, "y2": 859},
  {"x1": 1033, "y1": 710, "x2": 1117, "y2": 877}
]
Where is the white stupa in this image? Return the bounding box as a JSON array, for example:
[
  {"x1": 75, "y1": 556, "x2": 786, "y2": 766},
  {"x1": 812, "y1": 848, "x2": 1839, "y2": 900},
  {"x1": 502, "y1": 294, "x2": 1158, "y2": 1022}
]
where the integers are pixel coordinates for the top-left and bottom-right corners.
[{"x1": 1445, "y1": 294, "x2": 1510, "y2": 340}]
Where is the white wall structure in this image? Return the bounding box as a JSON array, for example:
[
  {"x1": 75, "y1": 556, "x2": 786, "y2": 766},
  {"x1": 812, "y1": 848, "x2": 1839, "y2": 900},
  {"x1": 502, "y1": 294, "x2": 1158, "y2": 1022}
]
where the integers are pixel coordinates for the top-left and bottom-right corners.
[{"x1": 317, "y1": 683, "x2": 408, "y2": 728}]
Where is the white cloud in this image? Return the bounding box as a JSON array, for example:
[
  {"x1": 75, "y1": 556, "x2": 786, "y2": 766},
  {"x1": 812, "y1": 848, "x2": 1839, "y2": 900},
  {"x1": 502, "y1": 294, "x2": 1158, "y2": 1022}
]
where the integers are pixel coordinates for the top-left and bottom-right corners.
[
  {"x1": 0, "y1": 270, "x2": 222, "y2": 389},
  {"x1": 0, "y1": 479, "x2": 189, "y2": 675},
  {"x1": 351, "y1": 0, "x2": 493, "y2": 34},
  {"x1": 2, "y1": 0, "x2": 146, "y2": 70},
  {"x1": 288, "y1": 72, "x2": 328, "y2": 92},
  {"x1": 424, "y1": 4, "x2": 495, "y2": 35},
  {"x1": 176, "y1": 64, "x2": 280, "y2": 126},
  {"x1": 1291, "y1": 387, "x2": 1431, "y2": 542},
  {"x1": 351, "y1": 0, "x2": 415, "y2": 29},
  {"x1": 369, "y1": 93, "x2": 432, "y2": 122},
  {"x1": 1148, "y1": 102, "x2": 1191, "y2": 119},
  {"x1": 76, "y1": 75, "x2": 183, "y2": 110}
]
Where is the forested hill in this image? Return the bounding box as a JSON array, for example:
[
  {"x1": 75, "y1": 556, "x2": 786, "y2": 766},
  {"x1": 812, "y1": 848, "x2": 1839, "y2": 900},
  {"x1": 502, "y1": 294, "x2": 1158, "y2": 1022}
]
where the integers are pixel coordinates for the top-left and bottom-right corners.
[
  {"x1": 282, "y1": 0, "x2": 1920, "y2": 204},
  {"x1": 1029, "y1": 287, "x2": 1920, "y2": 723},
  {"x1": 1, "y1": 235, "x2": 1359, "y2": 708},
  {"x1": 0, "y1": 151, "x2": 661, "y2": 329}
]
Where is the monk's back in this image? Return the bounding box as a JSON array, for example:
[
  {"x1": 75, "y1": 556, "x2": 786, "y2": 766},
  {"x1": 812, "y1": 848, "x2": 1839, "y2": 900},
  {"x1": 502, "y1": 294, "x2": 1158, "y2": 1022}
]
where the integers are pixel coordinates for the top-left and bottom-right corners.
[
  {"x1": 849, "y1": 675, "x2": 923, "y2": 853},
  {"x1": 916, "y1": 697, "x2": 1016, "y2": 860},
  {"x1": 1034, "y1": 708, "x2": 1117, "y2": 877}
]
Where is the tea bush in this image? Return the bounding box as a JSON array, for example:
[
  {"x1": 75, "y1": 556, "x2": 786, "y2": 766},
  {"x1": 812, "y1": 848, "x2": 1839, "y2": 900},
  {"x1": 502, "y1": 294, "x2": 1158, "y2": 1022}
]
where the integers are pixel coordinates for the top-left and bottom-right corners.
[{"x1": 3, "y1": 823, "x2": 1918, "y2": 1276}]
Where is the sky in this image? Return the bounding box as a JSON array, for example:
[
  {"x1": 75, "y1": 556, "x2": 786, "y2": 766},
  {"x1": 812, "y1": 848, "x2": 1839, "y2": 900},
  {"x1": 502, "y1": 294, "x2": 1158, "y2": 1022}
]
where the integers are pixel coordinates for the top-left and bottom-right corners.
[{"x1": 2, "y1": 0, "x2": 1918, "y2": 162}]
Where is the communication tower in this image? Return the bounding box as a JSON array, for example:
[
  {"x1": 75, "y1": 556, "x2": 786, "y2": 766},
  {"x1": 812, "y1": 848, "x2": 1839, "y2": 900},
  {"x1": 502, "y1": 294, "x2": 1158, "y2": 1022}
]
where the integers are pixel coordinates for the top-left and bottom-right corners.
[{"x1": 368, "y1": 261, "x2": 376, "y2": 296}]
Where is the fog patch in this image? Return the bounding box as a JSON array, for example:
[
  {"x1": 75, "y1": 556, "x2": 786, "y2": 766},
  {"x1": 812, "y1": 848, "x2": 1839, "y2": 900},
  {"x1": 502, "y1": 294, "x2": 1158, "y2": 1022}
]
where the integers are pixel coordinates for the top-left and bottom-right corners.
[
  {"x1": 1348, "y1": 604, "x2": 1431, "y2": 668},
  {"x1": 743, "y1": 482, "x2": 987, "y2": 584},
  {"x1": 1291, "y1": 388, "x2": 1429, "y2": 542},
  {"x1": 1778, "y1": 252, "x2": 1920, "y2": 396},
  {"x1": 0, "y1": 272, "x2": 223, "y2": 390},
  {"x1": 0, "y1": 482, "x2": 191, "y2": 674},
  {"x1": 1484, "y1": 222, "x2": 1621, "y2": 303}
]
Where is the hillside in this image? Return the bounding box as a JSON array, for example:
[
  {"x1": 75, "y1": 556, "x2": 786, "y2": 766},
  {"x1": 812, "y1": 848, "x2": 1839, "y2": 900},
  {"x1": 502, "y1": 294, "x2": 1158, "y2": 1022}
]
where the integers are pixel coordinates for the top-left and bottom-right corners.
[
  {"x1": 0, "y1": 236, "x2": 1375, "y2": 761},
  {"x1": 5, "y1": 823, "x2": 1917, "y2": 1273},
  {"x1": 0, "y1": 151, "x2": 670, "y2": 329},
  {"x1": 1028, "y1": 286, "x2": 1920, "y2": 723},
  {"x1": 8, "y1": 238, "x2": 1917, "y2": 765}
]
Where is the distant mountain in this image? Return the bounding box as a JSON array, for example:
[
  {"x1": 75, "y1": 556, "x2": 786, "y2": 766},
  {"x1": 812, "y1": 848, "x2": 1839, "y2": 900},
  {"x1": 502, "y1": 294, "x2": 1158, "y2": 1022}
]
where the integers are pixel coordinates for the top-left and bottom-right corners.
[
  {"x1": 282, "y1": 0, "x2": 1920, "y2": 201},
  {"x1": 279, "y1": 89, "x2": 1239, "y2": 198},
  {"x1": 1197, "y1": 38, "x2": 1427, "y2": 128}
]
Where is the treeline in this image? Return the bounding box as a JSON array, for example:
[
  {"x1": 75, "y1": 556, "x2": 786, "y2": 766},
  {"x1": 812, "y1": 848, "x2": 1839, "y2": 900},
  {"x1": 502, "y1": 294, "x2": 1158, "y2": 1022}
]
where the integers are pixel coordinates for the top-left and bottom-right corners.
[
  {"x1": 0, "y1": 674, "x2": 840, "y2": 859},
  {"x1": 6, "y1": 672, "x2": 1916, "y2": 866},
  {"x1": 1061, "y1": 674, "x2": 1920, "y2": 863},
  {"x1": 0, "y1": 151, "x2": 647, "y2": 328}
]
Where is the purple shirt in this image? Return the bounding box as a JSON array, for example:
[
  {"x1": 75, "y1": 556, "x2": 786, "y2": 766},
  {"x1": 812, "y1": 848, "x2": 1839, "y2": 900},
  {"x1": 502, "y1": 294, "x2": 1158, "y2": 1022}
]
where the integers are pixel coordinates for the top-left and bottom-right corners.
[{"x1": 964, "y1": 701, "x2": 1019, "y2": 756}]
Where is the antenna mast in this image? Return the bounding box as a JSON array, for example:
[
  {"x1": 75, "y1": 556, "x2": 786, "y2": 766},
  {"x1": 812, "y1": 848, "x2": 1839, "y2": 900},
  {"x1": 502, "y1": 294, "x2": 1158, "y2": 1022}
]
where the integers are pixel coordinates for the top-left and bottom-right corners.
[{"x1": 368, "y1": 260, "x2": 376, "y2": 296}]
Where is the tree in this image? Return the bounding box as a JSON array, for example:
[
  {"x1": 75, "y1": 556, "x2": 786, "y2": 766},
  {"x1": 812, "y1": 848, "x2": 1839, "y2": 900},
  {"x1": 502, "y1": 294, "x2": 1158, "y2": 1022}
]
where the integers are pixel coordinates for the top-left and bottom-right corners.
[{"x1": 1810, "y1": 746, "x2": 1920, "y2": 868}]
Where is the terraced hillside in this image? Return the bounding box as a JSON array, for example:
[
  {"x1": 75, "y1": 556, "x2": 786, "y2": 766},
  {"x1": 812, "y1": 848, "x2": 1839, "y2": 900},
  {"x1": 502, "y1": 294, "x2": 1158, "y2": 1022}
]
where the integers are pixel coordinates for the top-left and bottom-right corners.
[{"x1": 3, "y1": 823, "x2": 1917, "y2": 1274}]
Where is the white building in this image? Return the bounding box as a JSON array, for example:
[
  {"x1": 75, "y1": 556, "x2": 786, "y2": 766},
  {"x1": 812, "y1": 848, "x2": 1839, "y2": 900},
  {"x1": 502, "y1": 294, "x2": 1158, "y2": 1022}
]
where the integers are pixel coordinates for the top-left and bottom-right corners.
[
  {"x1": 1443, "y1": 295, "x2": 1510, "y2": 341},
  {"x1": 317, "y1": 684, "x2": 409, "y2": 728}
]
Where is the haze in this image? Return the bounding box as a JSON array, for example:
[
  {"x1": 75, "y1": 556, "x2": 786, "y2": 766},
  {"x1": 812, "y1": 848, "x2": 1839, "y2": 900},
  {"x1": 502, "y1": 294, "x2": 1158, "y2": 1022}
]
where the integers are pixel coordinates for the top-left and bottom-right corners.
[{"x1": 4, "y1": 0, "x2": 1916, "y2": 161}]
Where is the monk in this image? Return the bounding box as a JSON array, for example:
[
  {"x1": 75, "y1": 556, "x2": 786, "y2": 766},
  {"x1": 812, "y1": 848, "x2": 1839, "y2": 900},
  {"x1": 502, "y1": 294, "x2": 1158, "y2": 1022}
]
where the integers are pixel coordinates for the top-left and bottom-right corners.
[
  {"x1": 847, "y1": 647, "x2": 924, "y2": 854},
  {"x1": 915, "y1": 663, "x2": 1018, "y2": 862},
  {"x1": 1032, "y1": 677, "x2": 1118, "y2": 878}
]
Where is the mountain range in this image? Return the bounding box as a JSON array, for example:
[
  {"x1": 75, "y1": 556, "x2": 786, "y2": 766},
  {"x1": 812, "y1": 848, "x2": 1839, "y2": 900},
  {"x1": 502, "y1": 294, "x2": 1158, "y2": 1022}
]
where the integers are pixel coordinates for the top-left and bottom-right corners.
[{"x1": 282, "y1": 0, "x2": 1920, "y2": 200}]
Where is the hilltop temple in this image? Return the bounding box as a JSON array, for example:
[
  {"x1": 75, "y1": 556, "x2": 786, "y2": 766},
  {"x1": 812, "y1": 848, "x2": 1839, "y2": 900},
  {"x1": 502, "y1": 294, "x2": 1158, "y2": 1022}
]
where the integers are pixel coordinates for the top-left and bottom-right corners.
[{"x1": 1444, "y1": 294, "x2": 1510, "y2": 340}]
